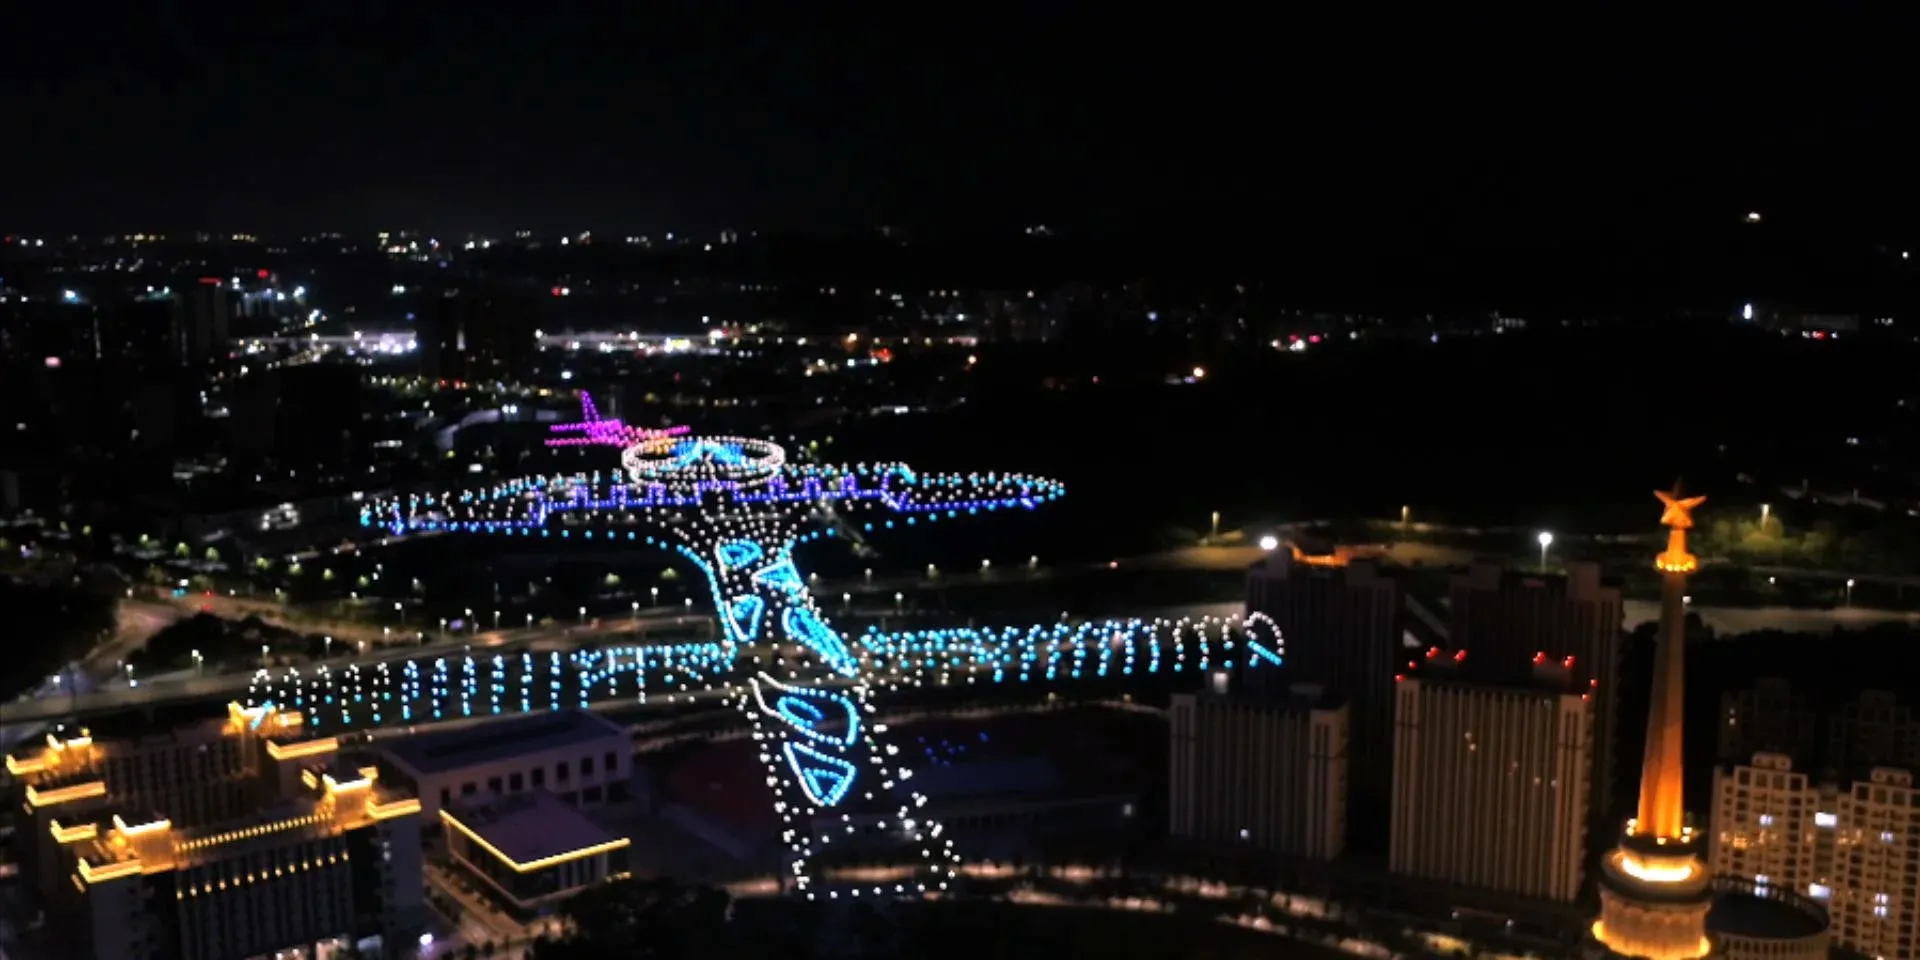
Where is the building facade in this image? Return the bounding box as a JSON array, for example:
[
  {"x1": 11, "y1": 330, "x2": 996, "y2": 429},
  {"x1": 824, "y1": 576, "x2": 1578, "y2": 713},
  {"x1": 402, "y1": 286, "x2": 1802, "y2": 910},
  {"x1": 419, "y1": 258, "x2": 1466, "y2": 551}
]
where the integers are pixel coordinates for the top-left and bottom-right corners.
[
  {"x1": 1448, "y1": 561, "x2": 1621, "y2": 828},
  {"x1": 6, "y1": 703, "x2": 426, "y2": 960},
  {"x1": 1245, "y1": 550, "x2": 1401, "y2": 813},
  {"x1": 1389, "y1": 659, "x2": 1592, "y2": 902},
  {"x1": 1711, "y1": 753, "x2": 1920, "y2": 960},
  {"x1": 373, "y1": 709, "x2": 634, "y2": 820},
  {"x1": 1168, "y1": 685, "x2": 1347, "y2": 861},
  {"x1": 441, "y1": 791, "x2": 631, "y2": 912}
]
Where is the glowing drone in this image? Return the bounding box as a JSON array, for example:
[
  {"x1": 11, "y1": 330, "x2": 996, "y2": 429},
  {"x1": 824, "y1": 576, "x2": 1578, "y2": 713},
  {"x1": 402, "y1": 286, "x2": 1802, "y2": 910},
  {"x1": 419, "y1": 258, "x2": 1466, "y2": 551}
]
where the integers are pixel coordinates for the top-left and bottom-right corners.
[{"x1": 354, "y1": 394, "x2": 1282, "y2": 898}]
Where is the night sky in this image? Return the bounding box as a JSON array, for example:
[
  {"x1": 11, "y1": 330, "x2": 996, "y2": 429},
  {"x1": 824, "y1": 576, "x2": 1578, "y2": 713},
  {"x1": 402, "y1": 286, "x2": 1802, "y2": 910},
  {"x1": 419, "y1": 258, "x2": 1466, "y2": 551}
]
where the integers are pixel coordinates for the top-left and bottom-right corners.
[{"x1": 5, "y1": 5, "x2": 1914, "y2": 240}]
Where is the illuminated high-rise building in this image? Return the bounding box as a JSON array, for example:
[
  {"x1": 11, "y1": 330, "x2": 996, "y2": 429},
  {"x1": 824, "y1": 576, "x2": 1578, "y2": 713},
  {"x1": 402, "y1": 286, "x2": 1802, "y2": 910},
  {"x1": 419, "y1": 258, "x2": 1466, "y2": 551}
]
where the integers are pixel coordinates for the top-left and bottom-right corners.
[
  {"x1": 1169, "y1": 679, "x2": 1347, "y2": 861},
  {"x1": 1245, "y1": 549, "x2": 1402, "y2": 820},
  {"x1": 1389, "y1": 651, "x2": 1592, "y2": 903},
  {"x1": 1593, "y1": 488, "x2": 1717, "y2": 960},
  {"x1": 1450, "y1": 561, "x2": 1621, "y2": 829},
  {"x1": 5, "y1": 703, "x2": 426, "y2": 960},
  {"x1": 1710, "y1": 754, "x2": 1917, "y2": 960},
  {"x1": 1594, "y1": 488, "x2": 1831, "y2": 960}
]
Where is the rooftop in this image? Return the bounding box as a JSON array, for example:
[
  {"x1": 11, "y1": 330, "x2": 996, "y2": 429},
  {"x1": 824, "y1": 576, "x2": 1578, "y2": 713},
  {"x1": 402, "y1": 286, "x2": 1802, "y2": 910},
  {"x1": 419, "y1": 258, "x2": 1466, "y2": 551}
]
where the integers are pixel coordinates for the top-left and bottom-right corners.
[
  {"x1": 1707, "y1": 885, "x2": 1828, "y2": 941},
  {"x1": 379, "y1": 710, "x2": 626, "y2": 776},
  {"x1": 444, "y1": 790, "x2": 626, "y2": 869}
]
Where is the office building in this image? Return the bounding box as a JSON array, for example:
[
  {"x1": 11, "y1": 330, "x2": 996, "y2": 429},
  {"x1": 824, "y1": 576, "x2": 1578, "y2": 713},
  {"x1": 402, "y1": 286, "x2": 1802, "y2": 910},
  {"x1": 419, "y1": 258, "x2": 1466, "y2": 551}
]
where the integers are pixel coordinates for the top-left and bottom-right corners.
[
  {"x1": 1169, "y1": 681, "x2": 1347, "y2": 861},
  {"x1": 442, "y1": 791, "x2": 631, "y2": 913},
  {"x1": 1389, "y1": 652, "x2": 1592, "y2": 902},
  {"x1": 1449, "y1": 561, "x2": 1621, "y2": 828},
  {"x1": 6, "y1": 703, "x2": 426, "y2": 960},
  {"x1": 1245, "y1": 549, "x2": 1401, "y2": 812},
  {"x1": 1711, "y1": 754, "x2": 1920, "y2": 960},
  {"x1": 373, "y1": 709, "x2": 634, "y2": 820},
  {"x1": 1593, "y1": 488, "x2": 1829, "y2": 960}
]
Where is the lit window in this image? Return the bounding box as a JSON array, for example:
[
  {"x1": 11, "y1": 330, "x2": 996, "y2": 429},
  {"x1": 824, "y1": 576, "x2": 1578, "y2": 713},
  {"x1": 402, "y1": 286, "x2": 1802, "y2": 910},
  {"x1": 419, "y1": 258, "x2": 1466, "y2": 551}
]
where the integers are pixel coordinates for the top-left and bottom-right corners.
[
  {"x1": 1814, "y1": 811, "x2": 1837, "y2": 828},
  {"x1": 1807, "y1": 883, "x2": 1831, "y2": 900},
  {"x1": 1759, "y1": 814, "x2": 1775, "y2": 827}
]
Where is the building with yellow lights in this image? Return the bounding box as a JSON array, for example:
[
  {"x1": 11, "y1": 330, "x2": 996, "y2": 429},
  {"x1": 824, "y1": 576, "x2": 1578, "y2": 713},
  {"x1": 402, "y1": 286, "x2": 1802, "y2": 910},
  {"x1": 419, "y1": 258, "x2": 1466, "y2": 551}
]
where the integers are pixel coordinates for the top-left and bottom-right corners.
[
  {"x1": 1711, "y1": 753, "x2": 1918, "y2": 960},
  {"x1": 1592, "y1": 489, "x2": 1830, "y2": 960},
  {"x1": 5, "y1": 703, "x2": 426, "y2": 960},
  {"x1": 440, "y1": 790, "x2": 632, "y2": 912}
]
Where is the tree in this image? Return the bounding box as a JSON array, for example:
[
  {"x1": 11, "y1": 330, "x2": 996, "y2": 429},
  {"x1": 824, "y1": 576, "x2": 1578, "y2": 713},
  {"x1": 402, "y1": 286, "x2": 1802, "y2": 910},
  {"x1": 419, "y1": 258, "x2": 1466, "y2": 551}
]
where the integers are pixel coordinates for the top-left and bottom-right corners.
[
  {"x1": 131, "y1": 614, "x2": 230, "y2": 672},
  {"x1": 0, "y1": 579, "x2": 117, "y2": 701}
]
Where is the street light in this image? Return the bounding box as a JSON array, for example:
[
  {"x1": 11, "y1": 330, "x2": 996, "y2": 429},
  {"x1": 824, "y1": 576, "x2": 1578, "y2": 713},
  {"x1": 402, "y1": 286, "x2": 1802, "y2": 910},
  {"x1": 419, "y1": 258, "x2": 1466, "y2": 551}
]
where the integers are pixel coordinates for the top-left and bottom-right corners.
[
  {"x1": 1760, "y1": 503, "x2": 1771, "y2": 527},
  {"x1": 1258, "y1": 535, "x2": 1279, "y2": 552},
  {"x1": 1209, "y1": 511, "x2": 1220, "y2": 540},
  {"x1": 1845, "y1": 578, "x2": 1856, "y2": 607},
  {"x1": 650, "y1": 586, "x2": 659, "y2": 606},
  {"x1": 893, "y1": 591, "x2": 904, "y2": 612},
  {"x1": 324, "y1": 635, "x2": 333, "y2": 657},
  {"x1": 1537, "y1": 531, "x2": 1554, "y2": 571},
  {"x1": 578, "y1": 606, "x2": 587, "y2": 623}
]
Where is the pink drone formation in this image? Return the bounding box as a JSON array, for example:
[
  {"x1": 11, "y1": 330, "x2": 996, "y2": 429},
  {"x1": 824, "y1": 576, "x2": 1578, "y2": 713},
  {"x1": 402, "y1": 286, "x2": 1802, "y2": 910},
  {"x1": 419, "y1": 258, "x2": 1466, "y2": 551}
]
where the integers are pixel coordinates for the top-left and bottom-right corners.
[{"x1": 544, "y1": 391, "x2": 690, "y2": 448}]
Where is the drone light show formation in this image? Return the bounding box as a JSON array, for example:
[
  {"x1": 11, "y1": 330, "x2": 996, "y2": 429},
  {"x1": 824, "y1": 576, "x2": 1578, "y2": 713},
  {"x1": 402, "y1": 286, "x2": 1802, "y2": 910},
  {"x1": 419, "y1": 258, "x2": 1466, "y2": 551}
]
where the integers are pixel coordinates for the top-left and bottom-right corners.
[{"x1": 312, "y1": 396, "x2": 1282, "y2": 898}]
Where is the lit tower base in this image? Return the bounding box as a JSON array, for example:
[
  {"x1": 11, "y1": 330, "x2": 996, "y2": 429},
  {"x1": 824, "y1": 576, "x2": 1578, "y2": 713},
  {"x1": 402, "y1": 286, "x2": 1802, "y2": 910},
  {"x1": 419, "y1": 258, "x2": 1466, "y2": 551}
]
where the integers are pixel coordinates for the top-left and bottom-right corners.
[{"x1": 1592, "y1": 488, "x2": 1713, "y2": 960}]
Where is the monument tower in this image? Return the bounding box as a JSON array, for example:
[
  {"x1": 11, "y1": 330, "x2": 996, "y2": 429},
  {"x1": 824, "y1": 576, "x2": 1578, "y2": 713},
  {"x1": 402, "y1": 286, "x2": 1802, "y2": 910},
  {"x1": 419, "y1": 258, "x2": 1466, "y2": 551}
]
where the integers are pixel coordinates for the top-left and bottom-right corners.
[{"x1": 1592, "y1": 486, "x2": 1714, "y2": 960}]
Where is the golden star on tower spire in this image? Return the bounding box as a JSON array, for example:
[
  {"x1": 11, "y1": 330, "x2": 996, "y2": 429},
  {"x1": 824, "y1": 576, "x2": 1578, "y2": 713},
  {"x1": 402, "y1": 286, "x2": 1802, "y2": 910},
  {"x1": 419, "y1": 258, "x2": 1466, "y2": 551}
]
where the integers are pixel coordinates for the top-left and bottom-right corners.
[{"x1": 1653, "y1": 486, "x2": 1705, "y2": 574}]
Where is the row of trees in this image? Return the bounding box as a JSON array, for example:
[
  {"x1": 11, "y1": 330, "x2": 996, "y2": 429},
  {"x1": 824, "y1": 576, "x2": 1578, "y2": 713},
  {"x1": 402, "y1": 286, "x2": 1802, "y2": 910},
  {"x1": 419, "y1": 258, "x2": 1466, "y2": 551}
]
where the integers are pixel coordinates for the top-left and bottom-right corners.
[{"x1": 1697, "y1": 514, "x2": 1916, "y2": 575}]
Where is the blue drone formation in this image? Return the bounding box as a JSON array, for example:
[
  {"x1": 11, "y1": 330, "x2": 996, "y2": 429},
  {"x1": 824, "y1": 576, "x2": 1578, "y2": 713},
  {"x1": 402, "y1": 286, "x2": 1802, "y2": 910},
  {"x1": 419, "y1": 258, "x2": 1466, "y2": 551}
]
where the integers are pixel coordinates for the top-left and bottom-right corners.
[{"x1": 259, "y1": 417, "x2": 1283, "y2": 898}]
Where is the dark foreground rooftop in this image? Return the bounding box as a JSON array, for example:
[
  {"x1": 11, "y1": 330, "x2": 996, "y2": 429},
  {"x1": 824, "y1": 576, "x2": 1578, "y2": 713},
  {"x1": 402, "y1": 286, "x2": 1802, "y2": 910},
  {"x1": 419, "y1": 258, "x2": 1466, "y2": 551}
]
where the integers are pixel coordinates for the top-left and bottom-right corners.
[
  {"x1": 1708, "y1": 884, "x2": 1828, "y2": 941},
  {"x1": 378, "y1": 709, "x2": 626, "y2": 776}
]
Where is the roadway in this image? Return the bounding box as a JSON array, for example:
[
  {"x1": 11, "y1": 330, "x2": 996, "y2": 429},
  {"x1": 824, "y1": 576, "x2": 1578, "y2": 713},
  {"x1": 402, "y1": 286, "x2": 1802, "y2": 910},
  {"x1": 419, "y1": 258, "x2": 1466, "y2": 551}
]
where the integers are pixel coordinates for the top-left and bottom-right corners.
[
  {"x1": 0, "y1": 601, "x2": 184, "y2": 745},
  {"x1": 8, "y1": 546, "x2": 1910, "y2": 736},
  {"x1": 0, "y1": 613, "x2": 717, "y2": 736}
]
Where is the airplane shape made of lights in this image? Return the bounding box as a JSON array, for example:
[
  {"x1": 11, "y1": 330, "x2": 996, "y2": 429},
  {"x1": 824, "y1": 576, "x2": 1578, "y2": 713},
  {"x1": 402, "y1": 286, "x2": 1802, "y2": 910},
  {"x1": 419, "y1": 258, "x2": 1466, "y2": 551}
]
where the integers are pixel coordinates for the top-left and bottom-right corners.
[{"x1": 352, "y1": 400, "x2": 1283, "y2": 899}]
